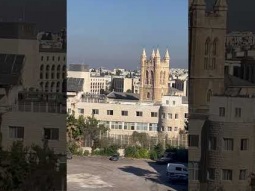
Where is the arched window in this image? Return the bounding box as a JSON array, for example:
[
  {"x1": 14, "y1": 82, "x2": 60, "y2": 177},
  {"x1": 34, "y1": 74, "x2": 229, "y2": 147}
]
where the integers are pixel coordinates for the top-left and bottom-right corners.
[
  {"x1": 45, "y1": 82, "x2": 49, "y2": 92},
  {"x1": 207, "y1": 89, "x2": 212, "y2": 102},
  {"x1": 205, "y1": 38, "x2": 211, "y2": 55},
  {"x1": 146, "y1": 70, "x2": 149, "y2": 84},
  {"x1": 147, "y1": 92, "x2": 150, "y2": 99},
  {"x1": 51, "y1": 82, "x2": 55, "y2": 92},
  {"x1": 40, "y1": 82, "x2": 44, "y2": 91},
  {"x1": 212, "y1": 38, "x2": 218, "y2": 56},
  {"x1": 40, "y1": 65, "x2": 44, "y2": 71},
  {"x1": 163, "y1": 71, "x2": 166, "y2": 84},
  {"x1": 62, "y1": 65, "x2": 66, "y2": 79},
  {"x1": 56, "y1": 82, "x2": 60, "y2": 92},
  {"x1": 151, "y1": 71, "x2": 154, "y2": 85}
]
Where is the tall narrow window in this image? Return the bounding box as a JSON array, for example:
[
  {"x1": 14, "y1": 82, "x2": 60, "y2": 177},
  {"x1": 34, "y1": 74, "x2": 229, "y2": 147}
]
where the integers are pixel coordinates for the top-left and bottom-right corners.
[
  {"x1": 146, "y1": 70, "x2": 149, "y2": 84},
  {"x1": 207, "y1": 89, "x2": 212, "y2": 102},
  {"x1": 151, "y1": 71, "x2": 154, "y2": 85},
  {"x1": 205, "y1": 38, "x2": 210, "y2": 55},
  {"x1": 212, "y1": 38, "x2": 218, "y2": 56}
]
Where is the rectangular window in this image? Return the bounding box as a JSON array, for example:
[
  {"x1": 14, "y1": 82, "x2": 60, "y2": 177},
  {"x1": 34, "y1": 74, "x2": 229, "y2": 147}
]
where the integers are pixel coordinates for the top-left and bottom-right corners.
[
  {"x1": 68, "y1": 108, "x2": 71, "y2": 114},
  {"x1": 44, "y1": 128, "x2": 59, "y2": 140},
  {"x1": 235, "y1": 108, "x2": 242, "y2": 118},
  {"x1": 121, "y1": 110, "x2": 128, "y2": 116},
  {"x1": 219, "y1": 107, "x2": 225, "y2": 117},
  {"x1": 173, "y1": 101, "x2": 176, "y2": 105},
  {"x1": 239, "y1": 169, "x2": 247, "y2": 180},
  {"x1": 222, "y1": 169, "x2": 232, "y2": 180},
  {"x1": 9, "y1": 126, "x2": 24, "y2": 139},
  {"x1": 166, "y1": 100, "x2": 169, "y2": 104},
  {"x1": 208, "y1": 168, "x2": 215, "y2": 180},
  {"x1": 209, "y1": 137, "x2": 217, "y2": 150},
  {"x1": 52, "y1": 56, "x2": 55, "y2": 61},
  {"x1": 92, "y1": 109, "x2": 99, "y2": 115},
  {"x1": 189, "y1": 135, "x2": 199, "y2": 147},
  {"x1": 151, "y1": 112, "x2": 158, "y2": 117},
  {"x1": 111, "y1": 121, "x2": 122, "y2": 130},
  {"x1": 136, "y1": 123, "x2": 148, "y2": 131},
  {"x1": 136, "y1": 111, "x2": 143, "y2": 117},
  {"x1": 124, "y1": 122, "x2": 135, "y2": 130},
  {"x1": 175, "y1": 114, "x2": 179, "y2": 119},
  {"x1": 241, "y1": 139, "x2": 248, "y2": 150},
  {"x1": 189, "y1": 162, "x2": 199, "y2": 180},
  {"x1": 168, "y1": 127, "x2": 172, "y2": 131},
  {"x1": 47, "y1": 56, "x2": 49, "y2": 61},
  {"x1": 107, "y1": 110, "x2": 113, "y2": 115},
  {"x1": 223, "y1": 138, "x2": 233, "y2": 151},
  {"x1": 168, "y1": 113, "x2": 172, "y2": 119},
  {"x1": 161, "y1": 126, "x2": 165, "y2": 131},
  {"x1": 78, "y1": 108, "x2": 84, "y2": 114},
  {"x1": 149, "y1": 123, "x2": 158, "y2": 131},
  {"x1": 184, "y1": 113, "x2": 188, "y2": 118},
  {"x1": 161, "y1": 113, "x2": 166, "y2": 119},
  {"x1": 41, "y1": 56, "x2": 44, "y2": 61}
]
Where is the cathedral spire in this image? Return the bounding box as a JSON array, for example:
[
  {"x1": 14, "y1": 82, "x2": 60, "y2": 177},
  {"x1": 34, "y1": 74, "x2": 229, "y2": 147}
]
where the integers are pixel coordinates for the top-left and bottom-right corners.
[
  {"x1": 151, "y1": 49, "x2": 155, "y2": 58},
  {"x1": 164, "y1": 49, "x2": 170, "y2": 59},
  {"x1": 141, "y1": 48, "x2": 146, "y2": 58},
  {"x1": 214, "y1": 0, "x2": 227, "y2": 7},
  {"x1": 155, "y1": 48, "x2": 160, "y2": 58},
  {"x1": 192, "y1": 0, "x2": 205, "y2": 6}
]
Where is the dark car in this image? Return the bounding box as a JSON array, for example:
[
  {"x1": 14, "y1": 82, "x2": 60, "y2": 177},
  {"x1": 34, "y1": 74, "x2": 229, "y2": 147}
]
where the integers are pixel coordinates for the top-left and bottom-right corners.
[
  {"x1": 109, "y1": 154, "x2": 119, "y2": 161},
  {"x1": 169, "y1": 174, "x2": 188, "y2": 185},
  {"x1": 156, "y1": 152, "x2": 176, "y2": 164}
]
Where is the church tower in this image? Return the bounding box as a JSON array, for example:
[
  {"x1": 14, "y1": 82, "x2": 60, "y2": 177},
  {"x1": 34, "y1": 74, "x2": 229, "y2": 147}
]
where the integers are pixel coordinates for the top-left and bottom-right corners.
[
  {"x1": 189, "y1": 0, "x2": 228, "y2": 113},
  {"x1": 140, "y1": 48, "x2": 170, "y2": 102}
]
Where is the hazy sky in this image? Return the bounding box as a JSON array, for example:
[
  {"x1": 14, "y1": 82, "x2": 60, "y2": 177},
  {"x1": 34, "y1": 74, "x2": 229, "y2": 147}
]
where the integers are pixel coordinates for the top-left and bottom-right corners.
[{"x1": 67, "y1": 0, "x2": 188, "y2": 70}]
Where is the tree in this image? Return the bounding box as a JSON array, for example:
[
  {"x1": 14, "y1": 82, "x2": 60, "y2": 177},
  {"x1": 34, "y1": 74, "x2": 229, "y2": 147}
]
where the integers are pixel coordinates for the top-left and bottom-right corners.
[
  {"x1": 67, "y1": 114, "x2": 80, "y2": 142},
  {"x1": 116, "y1": 69, "x2": 122, "y2": 76},
  {"x1": 78, "y1": 116, "x2": 109, "y2": 152},
  {"x1": 126, "y1": 89, "x2": 132, "y2": 93},
  {"x1": 131, "y1": 131, "x2": 150, "y2": 149},
  {"x1": 0, "y1": 139, "x2": 61, "y2": 191}
]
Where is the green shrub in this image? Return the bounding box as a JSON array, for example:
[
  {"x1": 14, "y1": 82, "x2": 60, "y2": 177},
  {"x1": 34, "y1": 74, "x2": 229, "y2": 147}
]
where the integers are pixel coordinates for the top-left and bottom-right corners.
[
  {"x1": 74, "y1": 148, "x2": 83, "y2": 156},
  {"x1": 67, "y1": 141, "x2": 79, "y2": 154},
  {"x1": 124, "y1": 146, "x2": 149, "y2": 159},
  {"x1": 149, "y1": 150, "x2": 158, "y2": 160}
]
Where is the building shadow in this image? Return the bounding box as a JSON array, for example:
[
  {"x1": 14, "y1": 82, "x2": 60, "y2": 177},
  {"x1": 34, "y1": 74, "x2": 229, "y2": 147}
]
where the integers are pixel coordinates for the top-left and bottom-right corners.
[
  {"x1": 147, "y1": 161, "x2": 188, "y2": 191},
  {"x1": 119, "y1": 164, "x2": 188, "y2": 191}
]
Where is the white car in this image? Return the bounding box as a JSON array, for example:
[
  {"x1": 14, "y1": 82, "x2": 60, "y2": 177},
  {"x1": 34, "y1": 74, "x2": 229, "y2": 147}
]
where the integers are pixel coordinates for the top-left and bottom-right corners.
[{"x1": 166, "y1": 163, "x2": 188, "y2": 181}]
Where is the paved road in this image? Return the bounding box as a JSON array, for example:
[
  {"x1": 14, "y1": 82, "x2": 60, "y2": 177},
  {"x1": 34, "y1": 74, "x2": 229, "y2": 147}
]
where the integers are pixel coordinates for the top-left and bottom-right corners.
[{"x1": 67, "y1": 156, "x2": 187, "y2": 191}]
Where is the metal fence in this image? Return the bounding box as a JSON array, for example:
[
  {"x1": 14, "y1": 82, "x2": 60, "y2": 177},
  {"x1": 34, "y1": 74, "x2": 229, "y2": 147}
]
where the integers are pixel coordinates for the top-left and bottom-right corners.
[{"x1": 83, "y1": 133, "x2": 188, "y2": 149}]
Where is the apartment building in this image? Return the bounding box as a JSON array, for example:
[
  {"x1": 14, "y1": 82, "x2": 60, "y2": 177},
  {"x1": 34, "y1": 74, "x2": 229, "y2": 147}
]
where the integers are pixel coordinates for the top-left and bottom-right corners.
[
  {"x1": 67, "y1": 92, "x2": 188, "y2": 139},
  {"x1": 1, "y1": 91, "x2": 66, "y2": 154}
]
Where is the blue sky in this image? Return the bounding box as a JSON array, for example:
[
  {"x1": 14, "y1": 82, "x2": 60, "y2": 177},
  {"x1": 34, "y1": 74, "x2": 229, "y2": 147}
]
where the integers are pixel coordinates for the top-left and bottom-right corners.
[{"x1": 68, "y1": 0, "x2": 188, "y2": 70}]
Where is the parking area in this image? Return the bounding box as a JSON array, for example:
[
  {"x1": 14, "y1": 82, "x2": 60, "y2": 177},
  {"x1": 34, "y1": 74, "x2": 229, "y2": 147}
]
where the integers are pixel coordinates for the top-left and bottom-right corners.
[{"x1": 67, "y1": 156, "x2": 187, "y2": 191}]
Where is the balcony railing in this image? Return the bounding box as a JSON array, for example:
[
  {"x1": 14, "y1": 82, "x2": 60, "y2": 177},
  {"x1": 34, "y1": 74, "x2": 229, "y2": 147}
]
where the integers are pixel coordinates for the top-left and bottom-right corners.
[{"x1": 11, "y1": 102, "x2": 66, "y2": 114}]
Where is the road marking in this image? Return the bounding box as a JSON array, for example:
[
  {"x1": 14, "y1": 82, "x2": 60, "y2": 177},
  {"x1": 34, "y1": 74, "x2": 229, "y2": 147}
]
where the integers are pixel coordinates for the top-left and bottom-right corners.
[{"x1": 67, "y1": 173, "x2": 113, "y2": 189}]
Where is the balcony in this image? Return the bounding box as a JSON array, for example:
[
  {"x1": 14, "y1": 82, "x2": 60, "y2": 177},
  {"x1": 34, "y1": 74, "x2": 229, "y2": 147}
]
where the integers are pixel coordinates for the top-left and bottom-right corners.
[{"x1": 12, "y1": 102, "x2": 66, "y2": 114}]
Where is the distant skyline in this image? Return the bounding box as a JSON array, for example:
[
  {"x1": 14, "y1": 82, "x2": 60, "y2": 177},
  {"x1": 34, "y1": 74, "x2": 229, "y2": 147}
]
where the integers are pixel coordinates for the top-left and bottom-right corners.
[{"x1": 68, "y1": 0, "x2": 188, "y2": 70}]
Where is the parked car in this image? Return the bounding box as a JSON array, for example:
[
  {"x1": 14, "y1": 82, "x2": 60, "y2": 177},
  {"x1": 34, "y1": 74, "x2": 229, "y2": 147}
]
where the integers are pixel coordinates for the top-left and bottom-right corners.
[
  {"x1": 156, "y1": 152, "x2": 176, "y2": 164},
  {"x1": 166, "y1": 163, "x2": 188, "y2": 185},
  {"x1": 109, "y1": 154, "x2": 119, "y2": 161}
]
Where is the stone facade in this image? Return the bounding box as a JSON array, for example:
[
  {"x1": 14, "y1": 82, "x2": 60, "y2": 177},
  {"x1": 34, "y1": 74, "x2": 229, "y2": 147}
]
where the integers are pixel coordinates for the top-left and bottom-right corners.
[{"x1": 139, "y1": 49, "x2": 170, "y2": 103}]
